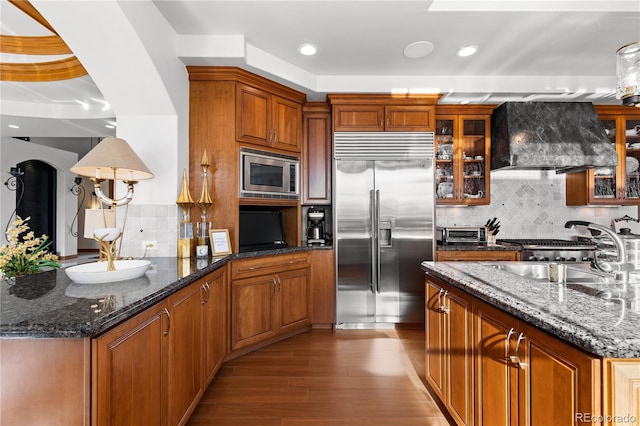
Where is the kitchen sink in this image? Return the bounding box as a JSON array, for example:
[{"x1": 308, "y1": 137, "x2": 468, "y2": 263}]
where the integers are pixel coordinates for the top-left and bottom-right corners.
[{"x1": 485, "y1": 262, "x2": 616, "y2": 283}]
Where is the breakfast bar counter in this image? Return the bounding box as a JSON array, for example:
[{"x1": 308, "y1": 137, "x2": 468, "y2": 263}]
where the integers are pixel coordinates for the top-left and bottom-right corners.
[
  {"x1": 0, "y1": 246, "x2": 321, "y2": 338},
  {"x1": 421, "y1": 260, "x2": 640, "y2": 358},
  {"x1": 422, "y1": 261, "x2": 640, "y2": 425}
]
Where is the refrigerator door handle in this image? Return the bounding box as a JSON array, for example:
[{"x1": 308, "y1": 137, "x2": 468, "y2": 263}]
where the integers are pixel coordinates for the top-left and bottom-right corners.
[
  {"x1": 370, "y1": 189, "x2": 377, "y2": 294},
  {"x1": 375, "y1": 189, "x2": 381, "y2": 293}
]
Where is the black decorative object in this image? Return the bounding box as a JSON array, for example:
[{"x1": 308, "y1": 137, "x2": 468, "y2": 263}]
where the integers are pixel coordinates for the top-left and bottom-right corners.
[
  {"x1": 69, "y1": 176, "x2": 85, "y2": 237},
  {"x1": 3, "y1": 167, "x2": 24, "y2": 240}
]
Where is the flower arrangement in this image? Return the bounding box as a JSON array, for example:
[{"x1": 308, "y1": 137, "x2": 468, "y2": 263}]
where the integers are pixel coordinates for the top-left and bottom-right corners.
[{"x1": 0, "y1": 216, "x2": 60, "y2": 279}]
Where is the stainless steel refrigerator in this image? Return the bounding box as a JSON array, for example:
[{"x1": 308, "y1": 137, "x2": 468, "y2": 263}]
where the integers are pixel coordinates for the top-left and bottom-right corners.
[{"x1": 334, "y1": 132, "x2": 434, "y2": 326}]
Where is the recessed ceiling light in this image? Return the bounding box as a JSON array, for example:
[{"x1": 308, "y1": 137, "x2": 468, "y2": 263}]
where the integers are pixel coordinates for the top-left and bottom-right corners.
[
  {"x1": 8, "y1": 124, "x2": 19, "y2": 129},
  {"x1": 105, "y1": 125, "x2": 115, "y2": 129},
  {"x1": 299, "y1": 44, "x2": 317, "y2": 56},
  {"x1": 457, "y1": 45, "x2": 478, "y2": 57},
  {"x1": 403, "y1": 41, "x2": 434, "y2": 59}
]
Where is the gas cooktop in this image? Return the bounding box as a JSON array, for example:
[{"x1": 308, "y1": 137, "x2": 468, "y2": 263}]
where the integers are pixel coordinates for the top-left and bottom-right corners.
[{"x1": 497, "y1": 239, "x2": 597, "y2": 249}]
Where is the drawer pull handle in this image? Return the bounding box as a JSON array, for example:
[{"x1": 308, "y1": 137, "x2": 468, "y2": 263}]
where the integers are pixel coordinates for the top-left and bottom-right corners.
[
  {"x1": 506, "y1": 328, "x2": 516, "y2": 363},
  {"x1": 514, "y1": 332, "x2": 526, "y2": 369},
  {"x1": 163, "y1": 308, "x2": 171, "y2": 336}
]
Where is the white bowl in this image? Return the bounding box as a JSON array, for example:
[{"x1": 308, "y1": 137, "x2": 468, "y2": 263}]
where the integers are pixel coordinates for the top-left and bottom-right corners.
[{"x1": 65, "y1": 259, "x2": 151, "y2": 284}]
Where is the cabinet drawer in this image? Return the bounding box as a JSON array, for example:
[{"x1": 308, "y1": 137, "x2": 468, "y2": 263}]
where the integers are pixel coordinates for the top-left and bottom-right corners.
[
  {"x1": 231, "y1": 252, "x2": 310, "y2": 280},
  {"x1": 436, "y1": 250, "x2": 519, "y2": 261}
]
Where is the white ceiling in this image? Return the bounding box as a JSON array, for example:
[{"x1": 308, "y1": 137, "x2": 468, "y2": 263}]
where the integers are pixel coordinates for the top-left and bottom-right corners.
[{"x1": 1, "y1": 0, "x2": 640, "y2": 139}]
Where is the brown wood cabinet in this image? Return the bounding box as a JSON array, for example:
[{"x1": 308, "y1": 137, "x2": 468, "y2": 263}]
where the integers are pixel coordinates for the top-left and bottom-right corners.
[
  {"x1": 237, "y1": 83, "x2": 302, "y2": 152},
  {"x1": 435, "y1": 105, "x2": 494, "y2": 205},
  {"x1": 230, "y1": 252, "x2": 311, "y2": 352},
  {"x1": 92, "y1": 269, "x2": 227, "y2": 426},
  {"x1": 310, "y1": 249, "x2": 336, "y2": 326},
  {"x1": 92, "y1": 301, "x2": 170, "y2": 426},
  {"x1": 425, "y1": 279, "x2": 474, "y2": 426},
  {"x1": 302, "y1": 102, "x2": 332, "y2": 204},
  {"x1": 567, "y1": 105, "x2": 640, "y2": 206},
  {"x1": 168, "y1": 280, "x2": 204, "y2": 426},
  {"x1": 436, "y1": 250, "x2": 520, "y2": 261},
  {"x1": 188, "y1": 67, "x2": 306, "y2": 251},
  {"x1": 328, "y1": 94, "x2": 440, "y2": 132},
  {"x1": 202, "y1": 267, "x2": 227, "y2": 385},
  {"x1": 474, "y1": 299, "x2": 600, "y2": 426}
]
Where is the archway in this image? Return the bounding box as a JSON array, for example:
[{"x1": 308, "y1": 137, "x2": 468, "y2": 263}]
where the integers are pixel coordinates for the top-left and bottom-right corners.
[{"x1": 16, "y1": 160, "x2": 57, "y2": 254}]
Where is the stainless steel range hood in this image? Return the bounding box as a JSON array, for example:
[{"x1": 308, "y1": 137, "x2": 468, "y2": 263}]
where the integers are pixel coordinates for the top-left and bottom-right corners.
[{"x1": 490, "y1": 102, "x2": 618, "y2": 174}]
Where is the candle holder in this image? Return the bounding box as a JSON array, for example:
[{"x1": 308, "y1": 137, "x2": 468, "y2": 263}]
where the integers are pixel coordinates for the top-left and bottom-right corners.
[
  {"x1": 196, "y1": 150, "x2": 213, "y2": 254},
  {"x1": 176, "y1": 168, "x2": 195, "y2": 258}
]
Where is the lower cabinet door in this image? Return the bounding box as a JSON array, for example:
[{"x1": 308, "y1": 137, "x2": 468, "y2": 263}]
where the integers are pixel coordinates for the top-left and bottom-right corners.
[
  {"x1": 474, "y1": 300, "x2": 517, "y2": 426},
  {"x1": 519, "y1": 323, "x2": 600, "y2": 426},
  {"x1": 202, "y1": 268, "x2": 228, "y2": 386},
  {"x1": 93, "y1": 302, "x2": 169, "y2": 426},
  {"x1": 445, "y1": 286, "x2": 473, "y2": 426},
  {"x1": 425, "y1": 280, "x2": 446, "y2": 401},
  {"x1": 231, "y1": 275, "x2": 277, "y2": 350},
  {"x1": 169, "y1": 282, "x2": 204, "y2": 426},
  {"x1": 277, "y1": 267, "x2": 311, "y2": 333}
]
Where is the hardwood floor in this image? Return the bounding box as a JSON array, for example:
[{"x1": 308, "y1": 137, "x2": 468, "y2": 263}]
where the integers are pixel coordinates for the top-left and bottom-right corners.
[{"x1": 187, "y1": 327, "x2": 451, "y2": 425}]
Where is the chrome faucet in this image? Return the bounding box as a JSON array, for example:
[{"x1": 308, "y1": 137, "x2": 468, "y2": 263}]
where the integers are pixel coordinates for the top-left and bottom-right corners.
[{"x1": 564, "y1": 220, "x2": 634, "y2": 279}]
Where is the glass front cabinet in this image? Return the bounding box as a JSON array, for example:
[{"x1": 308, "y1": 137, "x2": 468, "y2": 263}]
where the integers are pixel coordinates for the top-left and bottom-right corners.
[
  {"x1": 435, "y1": 110, "x2": 492, "y2": 205},
  {"x1": 566, "y1": 106, "x2": 640, "y2": 205}
]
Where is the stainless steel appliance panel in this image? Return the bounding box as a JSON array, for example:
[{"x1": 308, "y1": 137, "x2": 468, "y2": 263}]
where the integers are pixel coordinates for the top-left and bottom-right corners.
[
  {"x1": 375, "y1": 160, "x2": 432, "y2": 323},
  {"x1": 335, "y1": 160, "x2": 375, "y2": 323},
  {"x1": 335, "y1": 157, "x2": 433, "y2": 325}
]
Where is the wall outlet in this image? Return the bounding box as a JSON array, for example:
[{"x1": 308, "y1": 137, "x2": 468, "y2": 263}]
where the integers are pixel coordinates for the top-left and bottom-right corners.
[{"x1": 142, "y1": 241, "x2": 157, "y2": 254}]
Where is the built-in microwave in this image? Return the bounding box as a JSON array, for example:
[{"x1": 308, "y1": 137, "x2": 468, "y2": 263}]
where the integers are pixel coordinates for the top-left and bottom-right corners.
[{"x1": 240, "y1": 147, "x2": 299, "y2": 200}]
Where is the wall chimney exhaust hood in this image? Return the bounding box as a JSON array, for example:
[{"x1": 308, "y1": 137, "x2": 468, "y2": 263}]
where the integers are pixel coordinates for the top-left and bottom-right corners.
[{"x1": 491, "y1": 102, "x2": 618, "y2": 174}]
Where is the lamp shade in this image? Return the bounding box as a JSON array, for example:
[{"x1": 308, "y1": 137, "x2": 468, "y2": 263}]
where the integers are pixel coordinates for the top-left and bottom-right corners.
[
  {"x1": 83, "y1": 208, "x2": 116, "y2": 239},
  {"x1": 71, "y1": 137, "x2": 154, "y2": 180}
]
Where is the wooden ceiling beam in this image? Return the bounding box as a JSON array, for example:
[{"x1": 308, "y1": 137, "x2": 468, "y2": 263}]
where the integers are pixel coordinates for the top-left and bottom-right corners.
[
  {"x1": 0, "y1": 57, "x2": 88, "y2": 81},
  {"x1": 0, "y1": 35, "x2": 72, "y2": 55}
]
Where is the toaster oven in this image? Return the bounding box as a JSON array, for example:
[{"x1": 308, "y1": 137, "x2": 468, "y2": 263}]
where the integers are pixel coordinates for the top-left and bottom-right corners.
[{"x1": 436, "y1": 226, "x2": 487, "y2": 244}]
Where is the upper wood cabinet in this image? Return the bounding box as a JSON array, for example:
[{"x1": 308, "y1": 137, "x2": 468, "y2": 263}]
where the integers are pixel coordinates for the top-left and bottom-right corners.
[
  {"x1": 435, "y1": 105, "x2": 494, "y2": 206},
  {"x1": 237, "y1": 83, "x2": 303, "y2": 152},
  {"x1": 188, "y1": 67, "x2": 306, "y2": 250},
  {"x1": 566, "y1": 105, "x2": 640, "y2": 206},
  {"x1": 302, "y1": 102, "x2": 332, "y2": 204},
  {"x1": 328, "y1": 94, "x2": 440, "y2": 132}
]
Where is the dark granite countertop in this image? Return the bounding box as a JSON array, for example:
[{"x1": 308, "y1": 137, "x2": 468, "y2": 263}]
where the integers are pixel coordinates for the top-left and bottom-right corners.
[
  {"x1": 1, "y1": 246, "x2": 326, "y2": 339},
  {"x1": 421, "y1": 261, "x2": 640, "y2": 358},
  {"x1": 436, "y1": 243, "x2": 517, "y2": 251}
]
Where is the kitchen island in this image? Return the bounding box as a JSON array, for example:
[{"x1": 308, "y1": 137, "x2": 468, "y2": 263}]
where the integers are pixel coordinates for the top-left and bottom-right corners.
[
  {"x1": 421, "y1": 261, "x2": 640, "y2": 426},
  {"x1": 0, "y1": 247, "x2": 323, "y2": 426}
]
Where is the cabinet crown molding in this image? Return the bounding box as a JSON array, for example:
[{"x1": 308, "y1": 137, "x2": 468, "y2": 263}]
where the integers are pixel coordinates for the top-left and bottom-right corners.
[{"x1": 327, "y1": 93, "x2": 442, "y2": 105}]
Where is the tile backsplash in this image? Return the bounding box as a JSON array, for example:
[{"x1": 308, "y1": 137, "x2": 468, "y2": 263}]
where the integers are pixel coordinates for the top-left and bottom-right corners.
[
  {"x1": 117, "y1": 204, "x2": 180, "y2": 258},
  {"x1": 435, "y1": 170, "x2": 639, "y2": 239},
  {"x1": 116, "y1": 170, "x2": 639, "y2": 258}
]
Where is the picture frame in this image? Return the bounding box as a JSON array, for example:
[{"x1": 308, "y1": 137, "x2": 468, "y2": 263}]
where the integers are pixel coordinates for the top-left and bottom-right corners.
[{"x1": 209, "y1": 229, "x2": 232, "y2": 256}]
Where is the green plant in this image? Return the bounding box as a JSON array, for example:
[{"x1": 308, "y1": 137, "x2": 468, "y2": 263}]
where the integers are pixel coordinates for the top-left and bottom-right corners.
[{"x1": 0, "y1": 216, "x2": 60, "y2": 278}]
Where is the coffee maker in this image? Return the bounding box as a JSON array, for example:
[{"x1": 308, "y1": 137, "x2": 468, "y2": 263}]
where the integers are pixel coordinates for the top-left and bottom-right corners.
[{"x1": 306, "y1": 207, "x2": 326, "y2": 246}]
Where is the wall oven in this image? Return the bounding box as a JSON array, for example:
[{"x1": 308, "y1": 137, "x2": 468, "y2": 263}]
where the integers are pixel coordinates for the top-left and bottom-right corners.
[{"x1": 240, "y1": 147, "x2": 299, "y2": 200}]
